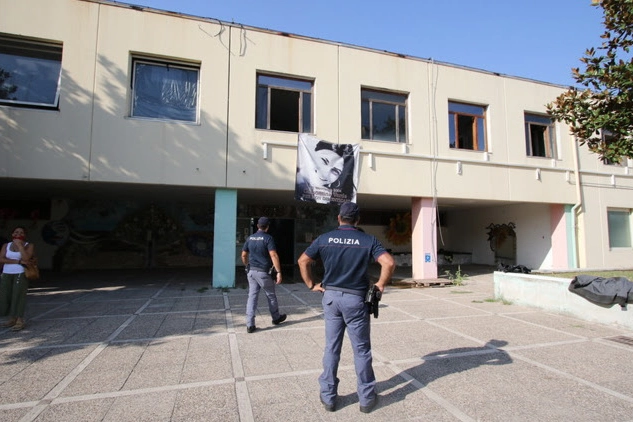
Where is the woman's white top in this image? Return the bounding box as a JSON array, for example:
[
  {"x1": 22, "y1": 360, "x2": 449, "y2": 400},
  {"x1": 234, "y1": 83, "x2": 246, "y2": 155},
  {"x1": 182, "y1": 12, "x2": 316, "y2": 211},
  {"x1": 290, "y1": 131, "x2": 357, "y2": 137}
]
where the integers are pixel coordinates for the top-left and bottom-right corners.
[{"x1": 3, "y1": 242, "x2": 27, "y2": 274}]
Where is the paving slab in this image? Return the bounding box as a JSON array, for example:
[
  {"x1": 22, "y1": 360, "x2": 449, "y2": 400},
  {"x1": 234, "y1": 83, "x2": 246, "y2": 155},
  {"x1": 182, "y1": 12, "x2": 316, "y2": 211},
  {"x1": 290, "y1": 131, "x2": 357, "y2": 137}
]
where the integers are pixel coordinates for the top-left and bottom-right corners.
[{"x1": 0, "y1": 267, "x2": 632, "y2": 422}]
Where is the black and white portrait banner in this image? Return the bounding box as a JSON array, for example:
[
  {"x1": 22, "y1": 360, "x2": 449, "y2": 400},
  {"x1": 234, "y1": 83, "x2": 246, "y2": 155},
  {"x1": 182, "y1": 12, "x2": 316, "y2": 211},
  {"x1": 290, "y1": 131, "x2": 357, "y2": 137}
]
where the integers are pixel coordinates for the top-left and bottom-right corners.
[{"x1": 295, "y1": 133, "x2": 360, "y2": 205}]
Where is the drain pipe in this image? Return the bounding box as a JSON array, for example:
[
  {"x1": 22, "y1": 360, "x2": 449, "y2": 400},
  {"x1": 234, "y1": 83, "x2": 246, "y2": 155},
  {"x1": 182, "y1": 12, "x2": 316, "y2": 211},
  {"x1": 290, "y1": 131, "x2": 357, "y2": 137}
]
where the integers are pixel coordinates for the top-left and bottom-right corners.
[{"x1": 570, "y1": 135, "x2": 582, "y2": 268}]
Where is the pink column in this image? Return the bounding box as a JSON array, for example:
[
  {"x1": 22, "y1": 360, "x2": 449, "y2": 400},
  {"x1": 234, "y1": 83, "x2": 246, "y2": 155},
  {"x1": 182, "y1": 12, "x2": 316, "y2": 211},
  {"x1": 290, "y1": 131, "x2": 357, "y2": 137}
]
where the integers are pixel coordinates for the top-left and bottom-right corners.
[
  {"x1": 411, "y1": 197, "x2": 438, "y2": 280},
  {"x1": 550, "y1": 204, "x2": 568, "y2": 270}
]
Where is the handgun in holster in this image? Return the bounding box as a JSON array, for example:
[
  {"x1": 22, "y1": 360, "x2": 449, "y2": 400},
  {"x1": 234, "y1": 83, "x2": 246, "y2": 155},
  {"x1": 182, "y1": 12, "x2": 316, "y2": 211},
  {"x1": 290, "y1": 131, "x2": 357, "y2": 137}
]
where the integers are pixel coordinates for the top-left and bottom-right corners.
[{"x1": 365, "y1": 284, "x2": 382, "y2": 318}]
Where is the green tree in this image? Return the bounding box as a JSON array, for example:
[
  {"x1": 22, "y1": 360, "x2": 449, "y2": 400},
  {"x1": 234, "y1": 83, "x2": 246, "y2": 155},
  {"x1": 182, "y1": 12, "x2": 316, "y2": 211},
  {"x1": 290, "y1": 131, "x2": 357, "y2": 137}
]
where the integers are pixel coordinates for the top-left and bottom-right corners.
[{"x1": 547, "y1": 0, "x2": 633, "y2": 162}]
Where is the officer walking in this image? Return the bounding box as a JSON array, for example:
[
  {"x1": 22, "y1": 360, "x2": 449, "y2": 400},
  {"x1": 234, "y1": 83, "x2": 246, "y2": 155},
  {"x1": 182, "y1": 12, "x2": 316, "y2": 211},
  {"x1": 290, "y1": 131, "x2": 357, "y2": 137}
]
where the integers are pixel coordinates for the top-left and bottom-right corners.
[
  {"x1": 241, "y1": 217, "x2": 287, "y2": 333},
  {"x1": 297, "y1": 202, "x2": 395, "y2": 413}
]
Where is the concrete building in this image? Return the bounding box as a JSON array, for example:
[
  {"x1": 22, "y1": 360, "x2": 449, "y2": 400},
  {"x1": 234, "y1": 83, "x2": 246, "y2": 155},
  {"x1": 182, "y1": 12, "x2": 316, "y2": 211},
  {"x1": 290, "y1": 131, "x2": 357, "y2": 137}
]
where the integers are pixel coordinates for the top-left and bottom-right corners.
[{"x1": 1, "y1": 0, "x2": 632, "y2": 287}]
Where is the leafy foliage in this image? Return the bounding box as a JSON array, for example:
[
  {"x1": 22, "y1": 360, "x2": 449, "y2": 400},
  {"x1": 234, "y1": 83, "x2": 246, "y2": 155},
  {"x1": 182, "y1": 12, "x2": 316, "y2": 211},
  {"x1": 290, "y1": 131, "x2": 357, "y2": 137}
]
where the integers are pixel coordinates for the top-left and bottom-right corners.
[
  {"x1": 443, "y1": 265, "x2": 469, "y2": 286},
  {"x1": 547, "y1": 0, "x2": 633, "y2": 162}
]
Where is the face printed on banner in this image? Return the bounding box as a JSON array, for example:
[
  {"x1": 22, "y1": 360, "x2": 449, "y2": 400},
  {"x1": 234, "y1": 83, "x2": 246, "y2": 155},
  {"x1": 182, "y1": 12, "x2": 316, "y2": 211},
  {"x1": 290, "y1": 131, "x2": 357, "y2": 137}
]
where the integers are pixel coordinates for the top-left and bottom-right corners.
[
  {"x1": 296, "y1": 134, "x2": 359, "y2": 204},
  {"x1": 308, "y1": 148, "x2": 344, "y2": 188}
]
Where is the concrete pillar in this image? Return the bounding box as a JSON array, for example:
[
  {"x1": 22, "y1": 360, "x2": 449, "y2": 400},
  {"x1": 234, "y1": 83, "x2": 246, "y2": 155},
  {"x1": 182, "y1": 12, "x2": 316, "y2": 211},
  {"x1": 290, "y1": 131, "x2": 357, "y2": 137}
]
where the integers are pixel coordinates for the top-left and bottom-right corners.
[
  {"x1": 550, "y1": 204, "x2": 568, "y2": 270},
  {"x1": 212, "y1": 189, "x2": 237, "y2": 288},
  {"x1": 411, "y1": 197, "x2": 438, "y2": 280}
]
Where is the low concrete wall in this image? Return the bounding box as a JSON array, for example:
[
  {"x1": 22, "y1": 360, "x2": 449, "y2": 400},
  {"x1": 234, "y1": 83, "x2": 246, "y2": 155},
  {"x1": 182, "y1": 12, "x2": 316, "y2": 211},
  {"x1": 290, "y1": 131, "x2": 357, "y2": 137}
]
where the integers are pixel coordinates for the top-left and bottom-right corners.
[{"x1": 494, "y1": 272, "x2": 633, "y2": 330}]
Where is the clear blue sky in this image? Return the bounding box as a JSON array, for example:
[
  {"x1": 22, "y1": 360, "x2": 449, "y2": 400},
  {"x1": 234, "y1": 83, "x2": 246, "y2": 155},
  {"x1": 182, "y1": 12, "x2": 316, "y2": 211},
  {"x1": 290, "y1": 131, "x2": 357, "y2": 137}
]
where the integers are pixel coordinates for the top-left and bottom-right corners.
[{"x1": 131, "y1": 0, "x2": 604, "y2": 87}]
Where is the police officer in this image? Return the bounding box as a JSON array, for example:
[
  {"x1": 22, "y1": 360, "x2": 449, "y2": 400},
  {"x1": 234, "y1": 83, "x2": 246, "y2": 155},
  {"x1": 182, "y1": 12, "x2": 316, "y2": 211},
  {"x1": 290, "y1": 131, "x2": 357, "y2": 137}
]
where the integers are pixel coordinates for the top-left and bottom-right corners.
[
  {"x1": 241, "y1": 217, "x2": 286, "y2": 333},
  {"x1": 297, "y1": 202, "x2": 395, "y2": 413}
]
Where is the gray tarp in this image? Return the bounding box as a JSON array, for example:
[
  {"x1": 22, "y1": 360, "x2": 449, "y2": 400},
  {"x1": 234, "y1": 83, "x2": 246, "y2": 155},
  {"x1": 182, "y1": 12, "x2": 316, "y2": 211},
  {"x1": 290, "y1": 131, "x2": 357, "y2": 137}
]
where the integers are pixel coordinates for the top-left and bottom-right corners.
[{"x1": 568, "y1": 275, "x2": 633, "y2": 308}]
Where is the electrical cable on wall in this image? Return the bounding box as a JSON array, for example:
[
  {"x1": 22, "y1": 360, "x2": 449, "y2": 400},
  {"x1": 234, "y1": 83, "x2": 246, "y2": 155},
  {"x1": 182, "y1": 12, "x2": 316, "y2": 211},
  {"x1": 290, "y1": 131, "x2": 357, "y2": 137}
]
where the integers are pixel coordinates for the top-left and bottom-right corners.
[
  {"x1": 198, "y1": 21, "x2": 230, "y2": 53},
  {"x1": 239, "y1": 25, "x2": 248, "y2": 56},
  {"x1": 197, "y1": 19, "x2": 225, "y2": 38},
  {"x1": 428, "y1": 58, "x2": 445, "y2": 262}
]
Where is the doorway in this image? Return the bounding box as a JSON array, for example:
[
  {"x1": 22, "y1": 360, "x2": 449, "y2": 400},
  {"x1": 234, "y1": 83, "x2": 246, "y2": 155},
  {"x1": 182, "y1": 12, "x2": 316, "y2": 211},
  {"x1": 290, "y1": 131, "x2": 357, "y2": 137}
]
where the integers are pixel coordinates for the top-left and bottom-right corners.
[
  {"x1": 267, "y1": 218, "x2": 295, "y2": 270},
  {"x1": 486, "y1": 222, "x2": 517, "y2": 265}
]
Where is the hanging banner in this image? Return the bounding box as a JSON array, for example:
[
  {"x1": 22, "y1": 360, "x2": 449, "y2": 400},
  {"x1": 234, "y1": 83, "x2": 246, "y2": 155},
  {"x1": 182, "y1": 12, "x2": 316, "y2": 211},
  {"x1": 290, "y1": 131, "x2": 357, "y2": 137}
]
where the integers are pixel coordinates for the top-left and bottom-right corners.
[{"x1": 295, "y1": 133, "x2": 360, "y2": 205}]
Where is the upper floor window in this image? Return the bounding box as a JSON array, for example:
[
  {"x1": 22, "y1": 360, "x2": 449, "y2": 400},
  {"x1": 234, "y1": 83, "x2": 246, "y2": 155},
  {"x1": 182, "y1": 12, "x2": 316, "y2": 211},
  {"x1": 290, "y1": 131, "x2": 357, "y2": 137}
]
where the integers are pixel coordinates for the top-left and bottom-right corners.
[
  {"x1": 256, "y1": 74, "x2": 312, "y2": 133},
  {"x1": 131, "y1": 57, "x2": 199, "y2": 123},
  {"x1": 525, "y1": 113, "x2": 557, "y2": 158},
  {"x1": 607, "y1": 209, "x2": 631, "y2": 248},
  {"x1": 0, "y1": 33, "x2": 62, "y2": 109},
  {"x1": 600, "y1": 130, "x2": 623, "y2": 165},
  {"x1": 361, "y1": 88, "x2": 407, "y2": 143},
  {"x1": 448, "y1": 101, "x2": 487, "y2": 151}
]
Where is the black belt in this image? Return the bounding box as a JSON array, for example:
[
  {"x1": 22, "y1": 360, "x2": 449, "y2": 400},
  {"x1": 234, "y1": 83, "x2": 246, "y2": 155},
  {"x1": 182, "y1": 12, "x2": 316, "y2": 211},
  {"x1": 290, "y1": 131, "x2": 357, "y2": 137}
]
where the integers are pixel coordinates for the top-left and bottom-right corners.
[
  {"x1": 249, "y1": 267, "x2": 268, "y2": 272},
  {"x1": 324, "y1": 286, "x2": 366, "y2": 297}
]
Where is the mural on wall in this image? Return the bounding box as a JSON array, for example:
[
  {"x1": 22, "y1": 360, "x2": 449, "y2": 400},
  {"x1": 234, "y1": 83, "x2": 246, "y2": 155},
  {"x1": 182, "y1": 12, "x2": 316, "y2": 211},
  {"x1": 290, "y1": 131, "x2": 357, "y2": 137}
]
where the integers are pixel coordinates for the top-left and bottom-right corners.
[
  {"x1": 112, "y1": 204, "x2": 182, "y2": 268},
  {"x1": 179, "y1": 203, "x2": 214, "y2": 258},
  {"x1": 41, "y1": 220, "x2": 70, "y2": 246},
  {"x1": 486, "y1": 222, "x2": 517, "y2": 265},
  {"x1": 4, "y1": 197, "x2": 402, "y2": 272},
  {"x1": 45, "y1": 199, "x2": 214, "y2": 271},
  {"x1": 385, "y1": 212, "x2": 412, "y2": 245}
]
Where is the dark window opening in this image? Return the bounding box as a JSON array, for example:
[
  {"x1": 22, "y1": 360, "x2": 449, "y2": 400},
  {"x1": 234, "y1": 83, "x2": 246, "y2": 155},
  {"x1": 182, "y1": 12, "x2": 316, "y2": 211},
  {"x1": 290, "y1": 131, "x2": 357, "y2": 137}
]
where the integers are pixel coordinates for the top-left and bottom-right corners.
[
  {"x1": 448, "y1": 101, "x2": 487, "y2": 151},
  {"x1": 270, "y1": 89, "x2": 300, "y2": 132},
  {"x1": 529, "y1": 125, "x2": 547, "y2": 157},
  {"x1": 256, "y1": 74, "x2": 312, "y2": 133},
  {"x1": 525, "y1": 113, "x2": 556, "y2": 158}
]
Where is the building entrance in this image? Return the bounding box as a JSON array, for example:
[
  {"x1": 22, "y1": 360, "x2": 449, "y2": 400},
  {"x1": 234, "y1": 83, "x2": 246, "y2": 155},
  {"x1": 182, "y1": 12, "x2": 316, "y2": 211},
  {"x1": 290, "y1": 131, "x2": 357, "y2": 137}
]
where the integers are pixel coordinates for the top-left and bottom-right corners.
[{"x1": 268, "y1": 218, "x2": 295, "y2": 268}]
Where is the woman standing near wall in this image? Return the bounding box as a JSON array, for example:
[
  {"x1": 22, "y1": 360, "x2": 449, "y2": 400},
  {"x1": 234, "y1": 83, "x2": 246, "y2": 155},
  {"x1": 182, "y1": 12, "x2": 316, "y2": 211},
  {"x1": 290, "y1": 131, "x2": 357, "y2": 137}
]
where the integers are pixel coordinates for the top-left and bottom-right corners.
[{"x1": 0, "y1": 226, "x2": 35, "y2": 331}]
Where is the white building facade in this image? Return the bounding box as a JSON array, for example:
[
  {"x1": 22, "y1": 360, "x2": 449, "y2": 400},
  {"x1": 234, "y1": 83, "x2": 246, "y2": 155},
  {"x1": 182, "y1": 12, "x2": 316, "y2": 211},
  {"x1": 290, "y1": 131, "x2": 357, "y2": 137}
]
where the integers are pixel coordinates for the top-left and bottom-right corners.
[{"x1": 1, "y1": 0, "x2": 632, "y2": 286}]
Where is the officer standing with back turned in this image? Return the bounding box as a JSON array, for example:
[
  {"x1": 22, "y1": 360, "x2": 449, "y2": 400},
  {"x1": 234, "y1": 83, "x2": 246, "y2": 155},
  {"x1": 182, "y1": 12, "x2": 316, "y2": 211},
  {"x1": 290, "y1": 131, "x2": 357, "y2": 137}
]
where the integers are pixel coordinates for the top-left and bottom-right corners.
[{"x1": 297, "y1": 202, "x2": 395, "y2": 413}]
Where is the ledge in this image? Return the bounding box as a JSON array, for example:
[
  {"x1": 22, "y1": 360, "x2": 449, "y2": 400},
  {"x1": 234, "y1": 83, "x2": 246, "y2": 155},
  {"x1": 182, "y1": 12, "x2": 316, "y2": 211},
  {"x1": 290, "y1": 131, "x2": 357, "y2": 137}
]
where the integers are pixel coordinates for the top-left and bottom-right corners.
[{"x1": 494, "y1": 272, "x2": 633, "y2": 330}]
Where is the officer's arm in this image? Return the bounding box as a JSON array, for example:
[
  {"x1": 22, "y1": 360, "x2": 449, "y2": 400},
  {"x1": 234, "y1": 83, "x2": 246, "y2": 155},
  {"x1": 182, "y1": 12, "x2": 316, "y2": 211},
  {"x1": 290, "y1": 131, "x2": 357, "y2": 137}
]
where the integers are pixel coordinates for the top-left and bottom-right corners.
[
  {"x1": 374, "y1": 252, "x2": 395, "y2": 292},
  {"x1": 269, "y1": 250, "x2": 283, "y2": 283},
  {"x1": 241, "y1": 251, "x2": 249, "y2": 266},
  {"x1": 268, "y1": 250, "x2": 282, "y2": 274},
  {"x1": 298, "y1": 252, "x2": 323, "y2": 291}
]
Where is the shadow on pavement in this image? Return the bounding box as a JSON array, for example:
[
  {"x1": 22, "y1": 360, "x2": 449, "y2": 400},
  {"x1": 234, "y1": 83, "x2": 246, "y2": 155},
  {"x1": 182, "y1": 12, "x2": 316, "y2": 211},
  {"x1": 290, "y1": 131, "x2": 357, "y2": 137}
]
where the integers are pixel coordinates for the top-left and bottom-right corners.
[{"x1": 375, "y1": 340, "x2": 512, "y2": 410}]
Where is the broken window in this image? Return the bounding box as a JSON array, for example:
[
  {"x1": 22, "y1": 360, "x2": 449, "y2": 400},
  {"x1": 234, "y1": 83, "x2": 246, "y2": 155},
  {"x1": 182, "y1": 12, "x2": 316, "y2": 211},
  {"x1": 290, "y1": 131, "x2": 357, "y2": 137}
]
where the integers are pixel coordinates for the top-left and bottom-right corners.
[
  {"x1": 131, "y1": 57, "x2": 200, "y2": 123},
  {"x1": 256, "y1": 74, "x2": 312, "y2": 133},
  {"x1": 525, "y1": 113, "x2": 556, "y2": 158}
]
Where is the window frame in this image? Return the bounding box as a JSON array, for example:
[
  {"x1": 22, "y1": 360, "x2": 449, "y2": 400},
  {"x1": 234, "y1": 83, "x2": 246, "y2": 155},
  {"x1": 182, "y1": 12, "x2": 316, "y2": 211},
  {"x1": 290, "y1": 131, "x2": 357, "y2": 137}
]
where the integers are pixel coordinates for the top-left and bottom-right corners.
[
  {"x1": 255, "y1": 73, "x2": 313, "y2": 133},
  {"x1": 600, "y1": 130, "x2": 623, "y2": 165},
  {"x1": 130, "y1": 56, "x2": 201, "y2": 123},
  {"x1": 361, "y1": 88, "x2": 408, "y2": 143},
  {"x1": 0, "y1": 33, "x2": 63, "y2": 109},
  {"x1": 525, "y1": 113, "x2": 557, "y2": 158},
  {"x1": 448, "y1": 101, "x2": 488, "y2": 151},
  {"x1": 607, "y1": 208, "x2": 632, "y2": 249}
]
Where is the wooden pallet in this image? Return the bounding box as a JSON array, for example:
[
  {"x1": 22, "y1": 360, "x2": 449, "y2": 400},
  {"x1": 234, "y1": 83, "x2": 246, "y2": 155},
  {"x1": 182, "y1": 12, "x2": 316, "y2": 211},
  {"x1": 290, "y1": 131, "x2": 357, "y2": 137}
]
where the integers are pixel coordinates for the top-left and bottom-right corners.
[{"x1": 413, "y1": 280, "x2": 453, "y2": 288}]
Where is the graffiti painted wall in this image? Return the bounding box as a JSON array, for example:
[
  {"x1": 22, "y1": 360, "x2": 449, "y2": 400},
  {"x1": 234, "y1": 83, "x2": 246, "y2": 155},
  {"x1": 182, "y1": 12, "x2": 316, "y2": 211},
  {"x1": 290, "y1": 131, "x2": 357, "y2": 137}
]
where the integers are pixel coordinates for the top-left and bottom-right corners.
[{"x1": 0, "y1": 199, "x2": 214, "y2": 271}]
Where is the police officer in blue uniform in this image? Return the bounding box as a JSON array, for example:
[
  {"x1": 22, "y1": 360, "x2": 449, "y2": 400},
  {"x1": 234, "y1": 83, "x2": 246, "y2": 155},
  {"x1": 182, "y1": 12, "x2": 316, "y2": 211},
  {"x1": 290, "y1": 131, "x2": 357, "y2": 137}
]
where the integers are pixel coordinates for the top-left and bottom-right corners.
[
  {"x1": 241, "y1": 217, "x2": 286, "y2": 333},
  {"x1": 298, "y1": 202, "x2": 395, "y2": 413}
]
